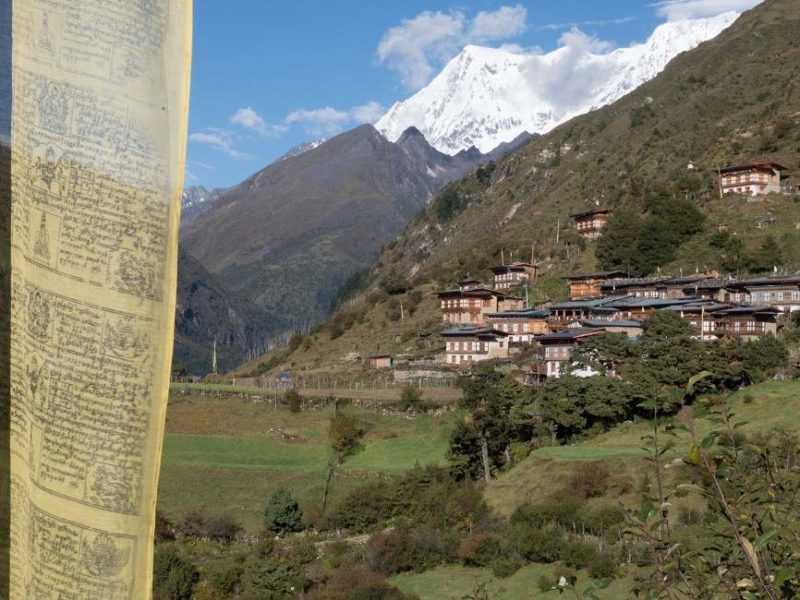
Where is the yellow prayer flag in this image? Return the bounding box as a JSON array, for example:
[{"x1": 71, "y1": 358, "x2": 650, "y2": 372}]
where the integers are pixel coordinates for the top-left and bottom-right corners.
[{"x1": 1, "y1": 1, "x2": 192, "y2": 597}]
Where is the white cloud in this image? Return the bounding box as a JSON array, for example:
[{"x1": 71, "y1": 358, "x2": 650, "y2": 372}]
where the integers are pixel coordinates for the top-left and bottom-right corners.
[
  {"x1": 350, "y1": 101, "x2": 385, "y2": 124},
  {"x1": 524, "y1": 28, "x2": 616, "y2": 112},
  {"x1": 377, "y1": 5, "x2": 528, "y2": 89},
  {"x1": 539, "y1": 16, "x2": 637, "y2": 31},
  {"x1": 286, "y1": 107, "x2": 350, "y2": 126},
  {"x1": 286, "y1": 101, "x2": 386, "y2": 135},
  {"x1": 230, "y1": 106, "x2": 287, "y2": 137},
  {"x1": 653, "y1": 0, "x2": 762, "y2": 20},
  {"x1": 470, "y1": 5, "x2": 527, "y2": 41},
  {"x1": 188, "y1": 128, "x2": 251, "y2": 159}
]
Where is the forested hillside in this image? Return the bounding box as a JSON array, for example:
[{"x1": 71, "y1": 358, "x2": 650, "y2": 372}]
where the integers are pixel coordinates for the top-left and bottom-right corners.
[
  {"x1": 370, "y1": 0, "x2": 800, "y2": 287},
  {"x1": 232, "y1": 0, "x2": 800, "y2": 378}
]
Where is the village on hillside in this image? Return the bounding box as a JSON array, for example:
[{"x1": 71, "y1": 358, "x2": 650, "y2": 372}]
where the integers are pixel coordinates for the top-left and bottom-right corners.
[{"x1": 356, "y1": 161, "x2": 800, "y2": 385}]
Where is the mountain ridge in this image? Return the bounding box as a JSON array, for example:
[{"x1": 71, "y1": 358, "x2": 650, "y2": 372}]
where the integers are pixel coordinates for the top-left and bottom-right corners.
[{"x1": 376, "y1": 11, "x2": 740, "y2": 154}]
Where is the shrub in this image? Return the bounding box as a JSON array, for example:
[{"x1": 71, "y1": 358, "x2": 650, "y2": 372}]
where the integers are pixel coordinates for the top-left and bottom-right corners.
[
  {"x1": 490, "y1": 556, "x2": 523, "y2": 578},
  {"x1": 155, "y1": 510, "x2": 175, "y2": 543},
  {"x1": 561, "y1": 538, "x2": 599, "y2": 570},
  {"x1": 205, "y1": 515, "x2": 242, "y2": 544},
  {"x1": 206, "y1": 560, "x2": 244, "y2": 596},
  {"x1": 588, "y1": 550, "x2": 618, "y2": 579},
  {"x1": 397, "y1": 385, "x2": 426, "y2": 412},
  {"x1": 568, "y1": 462, "x2": 611, "y2": 499},
  {"x1": 177, "y1": 511, "x2": 207, "y2": 538},
  {"x1": 508, "y1": 521, "x2": 563, "y2": 563},
  {"x1": 457, "y1": 532, "x2": 500, "y2": 566},
  {"x1": 264, "y1": 489, "x2": 304, "y2": 533},
  {"x1": 285, "y1": 388, "x2": 302, "y2": 413},
  {"x1": 153, "y1": 546, "x2": 199, "y2": 600}
]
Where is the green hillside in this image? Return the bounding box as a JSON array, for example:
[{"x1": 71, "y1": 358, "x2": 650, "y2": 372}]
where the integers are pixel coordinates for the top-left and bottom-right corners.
[
  {"x1": 369, "y1": 0, "x2": 800, "y2": 286},
  {"x1": 231, "y1": 0, "x2": 800, "y2": 378}
]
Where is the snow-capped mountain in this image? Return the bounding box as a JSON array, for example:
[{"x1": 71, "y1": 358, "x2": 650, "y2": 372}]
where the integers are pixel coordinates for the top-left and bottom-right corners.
[
  {"x1": 277, "y1": 138, "x2": 327, "y2": 162},
  {"x1": 377, "y1": 12, "x2": 740, "y2": 154},
  {"x1": 181, "y1": 186, "x2": 226, "y2": 226}
]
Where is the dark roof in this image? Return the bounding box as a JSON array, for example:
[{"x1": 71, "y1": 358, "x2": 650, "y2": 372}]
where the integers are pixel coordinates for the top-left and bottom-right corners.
[
  {"x1": 486, "y1": 308, "x2": 550, "y2": 319},
  {"x1": 550, "y1": 296, "x2": 627, "y2": 310},
  {"x1": 490, "y1": 261, "x2": 537, "y2": 274},
  {"x1": 570, "y1": 206, "x2": 611, "y2": 219},
  {"x1": 566, "y1": 270, "x2": 627, "y2": 281},
  {"x1": 716, "y1": 162, "x2": 787, "y2": 174},
  {"x1": 458, "y1": 277, "x2": 481, "y2": 284},
  {"x1": 608, "y1": 297, "x2": 698, "y2": 309},
  {"x1": 441, "y1": 326, "x2": 509, "y2": 338},
  {"x1": 664, "y1": 302, "x2": 732, "y2": 313},
  {"x1": 599, "y1": 276, "x2": 668, "y2": 291},
  {"x1": 714, "y1": 305, "x2": 781, "y2": 316},
  {"x1": 535, "y1": 330, "x2": 604, "y2": 343},
  {"x1": 368, "y1": 355, "x2": 393, "y2": 359},
  {"x1": 736, "y1": 274, "x2": 800, "y2": 287},
  {"x1": 438, "y1": 287, "x2": 507, "y2": 299},
  {"x1": 577, "y1": 319, "x2": 644, "y2": 328}
]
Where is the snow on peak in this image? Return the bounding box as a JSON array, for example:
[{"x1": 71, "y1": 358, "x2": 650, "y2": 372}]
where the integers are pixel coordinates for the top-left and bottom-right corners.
[{"x1": 376, "y1": 12, "x2": 739, "y2": 155}]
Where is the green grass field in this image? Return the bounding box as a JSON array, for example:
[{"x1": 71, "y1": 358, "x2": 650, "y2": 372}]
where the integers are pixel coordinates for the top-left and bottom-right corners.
[
  {"x1": 485, "y1": 380, "x2": 800, "y2": 517},
  {"x1": 157, "y1": 393, "x2": 458, "y2": 531},
  {"x1": 391, "y1": 564, "x2": 638, "y2": 599}
]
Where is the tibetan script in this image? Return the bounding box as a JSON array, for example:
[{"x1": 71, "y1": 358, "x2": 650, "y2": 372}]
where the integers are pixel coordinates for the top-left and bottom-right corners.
[{"x1": 1, "y1": 1, "x2": 192, "y2": 597}]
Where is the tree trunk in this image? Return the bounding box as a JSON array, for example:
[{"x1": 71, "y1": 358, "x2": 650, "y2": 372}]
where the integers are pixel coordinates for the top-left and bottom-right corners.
[
  {"x1": 504, "y1": 445, "x2": 512, "y2": 466},
  {"x1": 480, "y1": 434, "x2": 492, "y2": 483},
  {"x1": 549, "y1": 421, "x2": 558, "y2": 444},
  {"x1": 322, "y1": 460, "x2": 337, "y2": 512}
]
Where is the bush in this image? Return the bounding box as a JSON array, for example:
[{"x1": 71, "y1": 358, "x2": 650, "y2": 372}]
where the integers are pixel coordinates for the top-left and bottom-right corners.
[
  {"x1": 457, "y1": 532, "x2": 500, "y2": 567},
  {"x1": 397, "y1": 385, "x2": 426, "y2": 412},
  {"x1": 490, "y1": 556, "x2": 523, "y2": 578},
  {"x1": 508, "y1": 521, "x2": 563, "y2": 563},
  {"x1": 155, "y1": 510, "x2": 175, "y2": 543},
  {"x1": 561, "y1": 538, "x2": 599, "y2": 570},
  {"x1": 153, "y1": 546, "x2": 199, "y2": 600},
  {"x1": 285, "y1": 388, "x2": 302, "y2": 413},
  {"x1": 588, "y1": 550, "x2": 619, "y2": 579},
  {"x1": 379, "y1": 274, "x2": 410, "y2": 295},
  {"x1": 569, "y1": 462, "x2": 611, "y2": 499},
  {"x1": 177, "y1": 511, "x2": 207, "y2": 538},
  {"x1": 206, "y1": 560, "x2": 244, "y2": 596},
  {"x1": 264, "y1": 488, "x2": 304, "y2": 533},
  {"x1": 205, "y1": 515, "x2": 242, "y2": 544}
]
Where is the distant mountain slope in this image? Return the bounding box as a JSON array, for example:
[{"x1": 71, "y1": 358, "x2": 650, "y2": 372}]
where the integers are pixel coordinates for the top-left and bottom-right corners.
[
  {"x1": 376, "y1": 12, "x2": 739, "y2": 154},
  {"x1": 370, "y1": 0, "x2": 799, "y2": 286},
  {"x1": 181, "y1": 185, "x2": 226, "y2": 226},
  {"x1": 180, "y1": 125, "x2": 517, "y2": 332},
  {"x1": 173, "y1": 249, "x2": 280, "y2": 374}
]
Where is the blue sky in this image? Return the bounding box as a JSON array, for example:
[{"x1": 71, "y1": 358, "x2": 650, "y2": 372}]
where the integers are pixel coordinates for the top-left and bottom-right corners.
[{"x1": 187, "y1": 0, "x2": 762, "y2": 189}]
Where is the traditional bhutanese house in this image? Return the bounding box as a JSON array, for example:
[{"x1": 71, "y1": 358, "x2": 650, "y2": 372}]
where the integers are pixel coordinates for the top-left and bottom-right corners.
[
  {"x1": 712, "y1": 306, "x2": 780, "y2": 339},
  {"x1": 567, "y1": 318, "x2": 644, "y2": 338},
  {"x1": 606, "y1": 297, "x2": 699, "y2": 321},
  {"x1": 715, "y1": 162, "x2": 787, "y2": 197},
  {"x1": 566, "y1": 271, "x2": 627, "y2": 299},
  {"x1": 657, "y1": 274, "x2": 719, "y2": 299},
  {"x1": 486, "y1": 308, "x2": 550, "y2": 345},
  {"x1": 599, "y1": 277, "x2": 669, "y2": 299},
  {"x1": 366, "y1": 355, "x2": 394, "y2": 369},
  {"x1": 535, "y1": 330, "x2": 604, "y2": 378},
  {"x1": 490, "y1": 261, "x2": 539, "y2": 290},
  {"x1": 665, "y1": 302, "x2": 732, "y2": 337},
  {"x1": 571, "y1": 206, "x2": 612, "y2": 240},
  {"x1": 441, "y1": 326, "x2": 510, "y2": 366},
  {"x1": 732, "y1": 275, "x2": 800, "y2": 314},
  {"x1": 678, "y1": 277, "x2": 742, "y2": 303},
  {"x1": 438, "y1": 285, "x2": 520, "y2": 325},
  {"x1": 548, "y1": 296, "x2": 624, "y2": 329}
]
